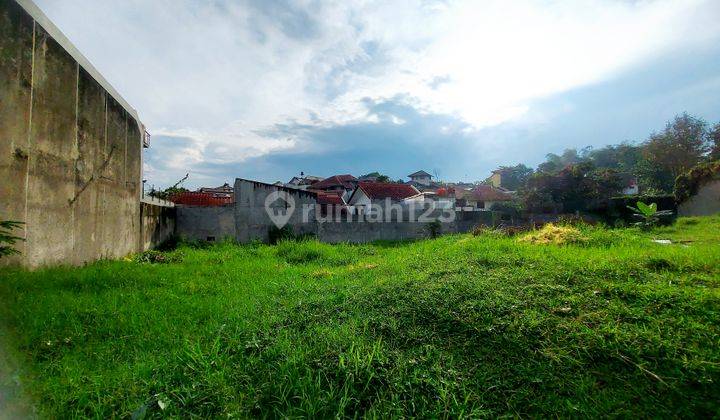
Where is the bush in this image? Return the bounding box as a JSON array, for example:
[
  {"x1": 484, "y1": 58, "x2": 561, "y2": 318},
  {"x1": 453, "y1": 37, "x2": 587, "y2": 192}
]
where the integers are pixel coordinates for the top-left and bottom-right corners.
[
  {"x1": 427, "y1": 220, "x2": 442, "y2": 238},
  {"x1": 489, "y1": 201, "x2": 522, "y2": 219},
  {"x1": 601, "y1": 195, "x2": 676, "y2": 226},
  {"x1": 518, "y1": 223, "x2": 588, "y2": 245},
  {"x1": 674, "y1": 160, "x2": 720, "y2": 203}
]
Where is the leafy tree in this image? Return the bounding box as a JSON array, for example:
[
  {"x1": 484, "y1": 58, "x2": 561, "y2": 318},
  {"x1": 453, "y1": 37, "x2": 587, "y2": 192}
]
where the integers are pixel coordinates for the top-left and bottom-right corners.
[
  {"x1": 490, "y1": 164, "x2": 533, "y2": 190},
  {"x1": 589, "y1": 168, "x2": 625, "y2": 199},
  {"x1": 520, "y1": 162, "x2": 624, "y2": 213},
  {"x1": 360, "y1": 172, "x2": 392, "y2": 182},
  {"x1": 149, "y1": 173, "x2": 190, "y2": 200},
  {"x1": 537, "y1": 149, "x2": 583, "y2": 174},
  {"x1": 583, "y1": 143, "x2": 642, "y2": 172},
  {"x1": 0, "y1": 220, "x2": 24, "y2": 258},
  {"x1": 638, "y1": 113, "x2": 709, "y2": 192},
  {"x1": 709, "y1": 123, "x2": 720, "y2": 161},
  {"x1": 150, "y1": 186, "x2": 189, "y2": 200}
]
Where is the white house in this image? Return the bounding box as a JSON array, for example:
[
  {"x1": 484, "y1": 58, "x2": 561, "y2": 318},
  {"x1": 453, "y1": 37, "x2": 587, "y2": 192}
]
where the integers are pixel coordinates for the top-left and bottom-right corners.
[
  {"x1": 348, "y1": 182, "x2": 422, "y2": 215},
  {"x1": 407, "y1": 170, "x2": 433, "y2": 186}
]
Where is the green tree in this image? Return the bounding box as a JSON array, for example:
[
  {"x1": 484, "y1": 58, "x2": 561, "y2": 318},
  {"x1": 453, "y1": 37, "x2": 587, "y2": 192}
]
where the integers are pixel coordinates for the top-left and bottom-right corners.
[
  {"x1": 584, "y1": 143, "x2": 642, "y2": 172},
  {"x1": 491, "y1": 164, "x2": 533, "y2": 190},
  {"x1": 638, "y1": 113, "x2": 709, "y2": 192},
  {"x1": 537, "y1": 149, "x2": 583, "y2": 174},
  {"x1": 709, "y1": 123, "x2": 720, "y2": 161}
]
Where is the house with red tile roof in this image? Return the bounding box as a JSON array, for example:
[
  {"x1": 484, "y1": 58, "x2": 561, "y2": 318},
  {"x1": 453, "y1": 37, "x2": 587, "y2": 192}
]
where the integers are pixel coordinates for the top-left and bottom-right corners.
[
  {"x1": 314, "y1": 190, "x2": 348, "y2": 216},
  {"x1": 347, "y1": 181, "x2": 422, "y2": 214},
  {"x1": 455, "y1": 185, "x2": 513, "y2": 210},
  {"x1": 309, "y1": 174, "x2": 358, "y2": 201}
]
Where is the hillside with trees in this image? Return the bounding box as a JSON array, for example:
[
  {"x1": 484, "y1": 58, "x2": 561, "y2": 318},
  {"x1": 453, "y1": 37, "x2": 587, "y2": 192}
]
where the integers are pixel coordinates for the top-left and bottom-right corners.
[{"x1": 492, "y1": 113, "x2": 719, "y2": 213}]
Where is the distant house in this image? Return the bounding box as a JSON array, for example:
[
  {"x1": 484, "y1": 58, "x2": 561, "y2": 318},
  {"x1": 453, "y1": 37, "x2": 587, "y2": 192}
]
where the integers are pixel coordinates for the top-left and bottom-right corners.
[
  {"x1": 348, "y1": 182, "x2": 422, "y2": 215},
  {"x1": 198, "y1": 183, "x2": 234, "y2": 199},
  {"x1": 407, "y1": 170, "x2": 433, "y2": 186},
  {"x1": 315, "y1": 190, "x2": 348, "y2": 216},
  {"x1": 621, "y1": 176, "x2": 639, "y2": 196},
  {"x1": 286, "y1": 173, "x2": 323, "y2": 190},
  {"x1": 310, "y1": 174, "x2": 358, "y2": 201},
  {"x1": 456, "y1": 185, "x2": 512, "y2": 210},
  {"x1": 421, "y1": 189, "x2": 455, "y2": 209},
  {"x1": 488, "y1": 169, "x2": 507, "y2": 189}
]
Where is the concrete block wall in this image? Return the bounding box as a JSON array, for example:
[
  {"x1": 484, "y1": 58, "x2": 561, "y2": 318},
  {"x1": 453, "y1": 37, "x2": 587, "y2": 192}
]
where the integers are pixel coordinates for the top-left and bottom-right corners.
[
  {"x1": 1, "y1": 0, "x2": 147, "y2": 267},
  {"x1": 678, "y1": 179, "x2": 720, "y2": 217},
  {"x1": 176, "y1": 205, "x2": 236, "y2": 242},
  {"x1": 174, "y1": 178, "x2": 498, "y2": 244},
  {"x1": 234, "y1": 178, "x2": 318, "y2": 242},
  {"x1": 140, "y1": 202, "x2": 176, "y2": 251}
]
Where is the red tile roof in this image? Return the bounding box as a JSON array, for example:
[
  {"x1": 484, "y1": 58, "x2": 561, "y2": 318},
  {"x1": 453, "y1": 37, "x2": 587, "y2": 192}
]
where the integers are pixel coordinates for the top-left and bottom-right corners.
[
  {"x1": 311, "y1": 174, "x2": 357, "y2": 190},
  {"x1": 471, "y1": 185, "x2": 513, "y2": 202},
  {"x1": 315, "y1": 190, "x2": 346, "y2": 205},
  {"x1": 354, "y1": 182, "x2": 420, "y2": 201},
  {"x1": 170, "y1": 191, "x2": 233, "y2": 206}
]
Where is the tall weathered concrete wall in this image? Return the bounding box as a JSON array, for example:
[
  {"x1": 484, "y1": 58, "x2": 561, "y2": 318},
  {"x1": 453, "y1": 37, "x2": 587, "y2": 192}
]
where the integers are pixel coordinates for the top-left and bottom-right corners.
[
  {"x1": 678, "y1": 179, "x2": 720, "y2": 217},
  {"x1": 176, "y1": 205, "x2": 236, "y2": 242},
  {"x1": 235, "y1": 178, "x2": 318, "y2": 242},
  {"x1": 1, "y1": 0, "x2": 146, "y2": 268},
  {"x1": 140, "y1": 201, "x2": 176, "y2": 251},
  {"x1": 175, "y1": 178, "x2": 497, "y2": 244}
]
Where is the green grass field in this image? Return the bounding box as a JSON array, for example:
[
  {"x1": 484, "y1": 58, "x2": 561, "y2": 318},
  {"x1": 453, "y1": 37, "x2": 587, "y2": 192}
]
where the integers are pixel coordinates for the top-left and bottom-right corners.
[{"x1": 1, "y1": 216, "x2": 719, "y2": 417}]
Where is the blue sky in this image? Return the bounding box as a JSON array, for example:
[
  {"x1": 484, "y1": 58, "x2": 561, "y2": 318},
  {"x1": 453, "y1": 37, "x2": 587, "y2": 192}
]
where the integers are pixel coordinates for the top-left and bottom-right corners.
[{"x1": 35, "y1": 0, "x2": 720, "y2": 188}]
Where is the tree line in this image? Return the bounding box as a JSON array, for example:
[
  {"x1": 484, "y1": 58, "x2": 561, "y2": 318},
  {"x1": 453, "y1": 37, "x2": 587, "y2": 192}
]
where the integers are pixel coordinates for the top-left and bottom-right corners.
[{"x1": 491, "y1": 113, "x2": 720, "y2": 213}]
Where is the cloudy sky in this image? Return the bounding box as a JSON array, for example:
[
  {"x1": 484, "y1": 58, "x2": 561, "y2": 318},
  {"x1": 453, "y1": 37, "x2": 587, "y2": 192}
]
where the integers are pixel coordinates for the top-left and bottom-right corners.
[{"x1": 35, "y1": 0, "x2": 720, "y2": 188}]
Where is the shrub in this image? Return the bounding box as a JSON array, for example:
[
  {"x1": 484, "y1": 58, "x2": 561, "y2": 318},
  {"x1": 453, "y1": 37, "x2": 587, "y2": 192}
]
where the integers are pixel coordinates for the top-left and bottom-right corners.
[
  {"x1": 674, "y1": 160, "x2": 720, "y2": 203},
  {"x1": 427, "y1": 220, "x2": 442, "y2": 238},
  {"x1": 518, "y1": 223, "x2": 587, "y2": 245},
  {"x1": 627, "y1": 201, "x2": 674, "y2": 230},
  {"x1": 489, "y1": 201, "x2": 522, "y2": 219},
  {"x1": 269, "y1": 225, "x2": 295, "y2": 245}
]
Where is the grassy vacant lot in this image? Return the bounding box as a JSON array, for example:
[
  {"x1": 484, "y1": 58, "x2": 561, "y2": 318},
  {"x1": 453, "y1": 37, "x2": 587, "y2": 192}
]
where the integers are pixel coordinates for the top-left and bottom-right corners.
[{"x1": 1, "y1": 216, "x2": 719, "y2": 418}]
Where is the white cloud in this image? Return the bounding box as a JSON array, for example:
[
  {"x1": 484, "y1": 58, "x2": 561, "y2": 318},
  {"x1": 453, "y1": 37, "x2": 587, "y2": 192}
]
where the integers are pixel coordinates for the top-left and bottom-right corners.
[{"x1": 34, "y1": 0, "x2": 720, "y2": 184}]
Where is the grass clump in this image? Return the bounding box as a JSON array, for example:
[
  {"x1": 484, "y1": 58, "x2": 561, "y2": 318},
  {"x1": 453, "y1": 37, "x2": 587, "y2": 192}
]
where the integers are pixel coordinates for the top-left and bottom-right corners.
[
  {"x1": 1, "y1": 216, "x2": 719, "y2": 417},
  {"x1": 519, "y1": 223, "x2": 588, "y2": 245},
  {"x1": 132, "y1": 249, "x2": 183, "y2": 264}
]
